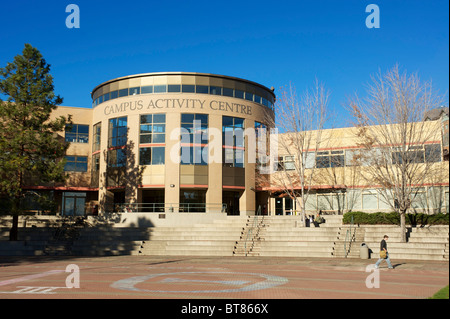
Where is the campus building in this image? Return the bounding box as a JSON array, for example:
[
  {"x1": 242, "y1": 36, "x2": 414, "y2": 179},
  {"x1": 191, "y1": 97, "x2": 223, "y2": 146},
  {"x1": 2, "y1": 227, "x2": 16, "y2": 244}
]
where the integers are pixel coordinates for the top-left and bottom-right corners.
[
  {"x1": 16, "y1": 73, "x2": 450, "y2": 222},
  {"x1": 40, "y1": 72, "x2": 275, "y2": 222}
]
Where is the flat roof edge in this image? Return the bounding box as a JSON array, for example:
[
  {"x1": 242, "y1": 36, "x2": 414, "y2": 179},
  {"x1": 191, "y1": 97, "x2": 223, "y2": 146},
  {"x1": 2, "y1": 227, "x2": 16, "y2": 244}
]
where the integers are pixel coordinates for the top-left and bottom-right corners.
[{"x1": 91, "y1": 72, "x2": 275, "y2": 99}]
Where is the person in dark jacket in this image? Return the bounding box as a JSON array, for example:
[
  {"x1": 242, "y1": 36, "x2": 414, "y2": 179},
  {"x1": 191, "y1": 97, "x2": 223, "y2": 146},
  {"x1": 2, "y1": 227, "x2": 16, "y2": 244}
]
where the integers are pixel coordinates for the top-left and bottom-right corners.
[{"x1": 374, "y1": 235, "x2": 394, "y2": 269}]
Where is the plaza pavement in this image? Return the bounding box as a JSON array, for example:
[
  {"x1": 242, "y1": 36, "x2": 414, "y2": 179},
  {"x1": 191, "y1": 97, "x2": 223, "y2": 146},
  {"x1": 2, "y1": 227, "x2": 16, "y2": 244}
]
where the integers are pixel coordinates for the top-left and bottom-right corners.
[{"x1": 0, "y1": 255, "x2": 448, "y2": 302}]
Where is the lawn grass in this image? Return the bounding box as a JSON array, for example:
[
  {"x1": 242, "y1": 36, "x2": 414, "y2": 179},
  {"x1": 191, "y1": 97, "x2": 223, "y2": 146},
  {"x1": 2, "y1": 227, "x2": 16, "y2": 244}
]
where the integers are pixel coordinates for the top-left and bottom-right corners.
[{"x1": 430, "y1": 285, "x2": 449, "y2": 299}]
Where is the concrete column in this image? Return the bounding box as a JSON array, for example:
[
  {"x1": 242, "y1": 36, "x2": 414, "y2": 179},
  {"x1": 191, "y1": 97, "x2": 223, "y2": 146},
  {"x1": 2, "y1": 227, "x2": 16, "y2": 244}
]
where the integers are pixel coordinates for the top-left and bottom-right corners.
[
  {"x1": 206, "y1": 114, "x2": 223, "y2": 213},
  {"x1": 240, "y1": 118, "x2": 256, "y2": 216},
  {"x1": 98, "y1": 119, "x2": 109, "y2": 214},
  {"x1": 125, "y1": 113, "x2": 140, "y2": 204},
  {"x1": 165, "y1": 112, "x2": 180, "y2": 212}
]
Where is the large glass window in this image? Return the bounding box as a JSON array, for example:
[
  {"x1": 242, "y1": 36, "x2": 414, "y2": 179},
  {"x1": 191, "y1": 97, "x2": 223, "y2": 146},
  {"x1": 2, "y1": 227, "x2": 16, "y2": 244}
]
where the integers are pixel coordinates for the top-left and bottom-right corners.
[
  {"x1": 64, "y1": 156, "x2": 88, "y2": 172},
  {"x1": 140, "y1": 114, "x2": 166, "y2": 144},
  {"x1": 65, "y1": 124, "x2": 89, "y2": 143},
  {"x1": 108, "y1": 148, "x2": 127, "y2": 167},
  {"x1": 139, "y1": 147, "x2": 165, "y2": 165},
  {"x1": 108, "y1": 117, "x2": 127, "y2": 147},
  {"x1": 315, "y1": 150, "x2": 345, "y2": 168},
  {"x1": 92, "y1": 122, "x2": 101, "y2": 152},
  {"x1": 179, "y1": 189, "x2": 206, "y2": 213},
  {"x1": 181, "y1": 113, "x2": 208, "y2": 165},
  {"x1": 223, "y1": 116, "x2": 244, "y2": 168},
  {"x1": 139, "y1": 114, "x2": 166, "y2": 165}
]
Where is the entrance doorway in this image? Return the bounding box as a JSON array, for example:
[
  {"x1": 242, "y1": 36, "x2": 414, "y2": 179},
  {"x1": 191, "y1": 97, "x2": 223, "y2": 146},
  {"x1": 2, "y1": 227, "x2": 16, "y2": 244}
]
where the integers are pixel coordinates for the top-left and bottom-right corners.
[
  {"x1": 141, "y1": 189, "x2": 165, "y2": 212},
  {"x1": 223, "y1": 191, "x2": 241, "y2": 216},
  {"x1": 62, "y1": 192, "x2": 86, "y2": 216}
]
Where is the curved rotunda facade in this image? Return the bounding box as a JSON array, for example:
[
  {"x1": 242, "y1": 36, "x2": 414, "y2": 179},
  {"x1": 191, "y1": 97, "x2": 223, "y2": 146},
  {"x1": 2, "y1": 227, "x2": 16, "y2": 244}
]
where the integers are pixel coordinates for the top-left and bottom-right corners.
[{"x1": 90, "y1": 72, "x2": 276, "y2": 217}]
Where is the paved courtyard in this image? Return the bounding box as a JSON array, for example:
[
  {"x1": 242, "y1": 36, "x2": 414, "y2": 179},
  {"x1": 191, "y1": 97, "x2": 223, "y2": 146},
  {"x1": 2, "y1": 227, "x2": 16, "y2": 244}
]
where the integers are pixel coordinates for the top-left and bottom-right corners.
[{"x1": 0, "y1": 255, "x2": 448, "y2": 302}]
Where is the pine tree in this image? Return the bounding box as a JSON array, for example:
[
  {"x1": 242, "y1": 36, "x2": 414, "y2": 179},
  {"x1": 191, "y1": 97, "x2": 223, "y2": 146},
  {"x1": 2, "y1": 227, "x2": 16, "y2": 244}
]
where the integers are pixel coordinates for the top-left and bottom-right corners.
[{"x1": 0, "y1": 43, "x2": 71, "y2": 240}]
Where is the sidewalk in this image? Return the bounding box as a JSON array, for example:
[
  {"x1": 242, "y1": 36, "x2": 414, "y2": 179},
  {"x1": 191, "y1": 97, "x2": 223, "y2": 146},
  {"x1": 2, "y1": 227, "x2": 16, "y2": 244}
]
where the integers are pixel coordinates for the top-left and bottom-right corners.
[{"x1": 0, "y1": 255, "x2": 448, "y2": 299}]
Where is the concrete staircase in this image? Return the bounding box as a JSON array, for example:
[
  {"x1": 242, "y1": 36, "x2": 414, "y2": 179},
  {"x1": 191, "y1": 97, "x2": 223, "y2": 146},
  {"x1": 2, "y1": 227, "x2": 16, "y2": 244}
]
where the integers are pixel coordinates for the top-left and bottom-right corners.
[
  {"x1": 1, "y1": 216, "x2": 448, "y2": 261},
  {"x1": 233, "y1": 216, "x2": 267, "y2": 256},
  {"x1": 72, "y1": 227, "x2": 148, "y2": 256},
  {"x1": 362, "y1": 225, "x2": 449, "y2": 261},
  {"x1": 0, "y1": 227, "x2": 72, "y2": 256},
  {"x1": 233, "y1": 215, "x2": 344, "y2": 258},
  {"x1": 333, "y1": 226, "x2": 365, "y2": 258},
  {"x1": 138, "y1": 218, "x2": 245, "y2": 256}
]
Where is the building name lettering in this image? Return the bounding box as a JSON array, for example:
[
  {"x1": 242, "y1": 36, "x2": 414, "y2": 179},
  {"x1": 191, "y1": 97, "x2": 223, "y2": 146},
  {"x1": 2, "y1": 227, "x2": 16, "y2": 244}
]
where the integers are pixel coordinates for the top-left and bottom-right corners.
[{"x1": 103, "y1": 98, "x2": 253, "y2": 116}]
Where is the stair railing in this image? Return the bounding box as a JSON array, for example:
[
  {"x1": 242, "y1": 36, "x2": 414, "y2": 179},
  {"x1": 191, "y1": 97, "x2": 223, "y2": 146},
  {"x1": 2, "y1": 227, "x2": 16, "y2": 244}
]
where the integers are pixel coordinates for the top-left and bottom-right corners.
[
  {"x1": 344, "y1": 215, "x2": 354, "y2": 258},
  {"x1": 244, "y1": 206, "x2": 262, "y2": 256}
]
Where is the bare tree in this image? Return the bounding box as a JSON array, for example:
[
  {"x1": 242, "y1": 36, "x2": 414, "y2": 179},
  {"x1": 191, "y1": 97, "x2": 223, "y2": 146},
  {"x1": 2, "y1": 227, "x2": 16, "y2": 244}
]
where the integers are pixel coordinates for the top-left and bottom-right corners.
[
  {"x1": 349, "y1": 65, "x2": 445, "y2": 242},
  {"x1": 267, "y1": 80, "x2": 329, "y2": 225}
]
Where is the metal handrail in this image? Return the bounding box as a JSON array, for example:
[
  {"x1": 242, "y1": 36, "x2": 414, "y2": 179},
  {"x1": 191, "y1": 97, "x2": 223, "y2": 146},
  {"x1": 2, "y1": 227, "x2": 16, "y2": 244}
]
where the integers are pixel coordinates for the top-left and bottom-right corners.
[
  {"x1": 244, "y1": 206, "x2": 262, "y2": 256},
  {"x1": 344, "y1": 215, "x2": 354, "y2": 258},
  {"x1": 111, "y1": 203, "x2": 226, "y2": 213}
]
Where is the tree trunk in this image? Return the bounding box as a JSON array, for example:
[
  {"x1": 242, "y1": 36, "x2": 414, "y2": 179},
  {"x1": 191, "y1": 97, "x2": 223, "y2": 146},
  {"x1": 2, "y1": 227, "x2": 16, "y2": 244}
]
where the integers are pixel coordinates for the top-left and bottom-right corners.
[
  {"x1": 9, "y1": 198, "x2": 20, "y2": 241},
  {"x1": 400, "y1": 210, "x2": 407, "y2": 243},
  {"x1": 9, "y1": 215, "x2": 18, "y2": 241}
]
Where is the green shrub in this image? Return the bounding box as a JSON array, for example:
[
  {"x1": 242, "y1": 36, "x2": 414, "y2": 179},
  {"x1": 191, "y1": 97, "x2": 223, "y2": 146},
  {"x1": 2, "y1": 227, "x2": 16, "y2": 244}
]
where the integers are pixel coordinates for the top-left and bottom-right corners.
[{"x1": 343, "y1": 211, "x2": 449, "y2": 225}]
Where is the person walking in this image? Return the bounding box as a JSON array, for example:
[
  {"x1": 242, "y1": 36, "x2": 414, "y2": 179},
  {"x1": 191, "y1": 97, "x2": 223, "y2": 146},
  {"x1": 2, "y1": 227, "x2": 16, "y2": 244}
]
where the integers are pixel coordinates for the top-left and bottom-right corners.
[{"x1": 374, "y1": 235, "x2": 394, "y2": 269}]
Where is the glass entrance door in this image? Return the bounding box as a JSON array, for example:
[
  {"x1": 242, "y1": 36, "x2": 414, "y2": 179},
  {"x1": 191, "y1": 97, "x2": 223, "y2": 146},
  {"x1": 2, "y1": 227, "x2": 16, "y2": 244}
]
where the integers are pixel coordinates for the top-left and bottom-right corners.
[
  {"x1": 62, "y1": 192, "x2": 86, "y2": 216},
  {"x1": 223, "y1": 191, "x2": 241, "y2": 216}
]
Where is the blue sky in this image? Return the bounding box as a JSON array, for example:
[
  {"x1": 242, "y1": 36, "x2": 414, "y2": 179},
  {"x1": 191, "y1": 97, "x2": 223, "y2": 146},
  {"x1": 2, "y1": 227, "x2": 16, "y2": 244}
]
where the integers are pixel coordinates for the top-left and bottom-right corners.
[{"x1": 0, "y1": 0, "x2": 448, "y2": 128}]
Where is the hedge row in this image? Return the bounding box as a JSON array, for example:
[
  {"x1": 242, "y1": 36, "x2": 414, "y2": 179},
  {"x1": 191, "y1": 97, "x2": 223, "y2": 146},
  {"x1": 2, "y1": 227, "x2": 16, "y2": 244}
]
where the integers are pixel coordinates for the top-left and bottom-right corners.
[{"x1": 343, "y1": 211, "x2": 449, "y2": 225}]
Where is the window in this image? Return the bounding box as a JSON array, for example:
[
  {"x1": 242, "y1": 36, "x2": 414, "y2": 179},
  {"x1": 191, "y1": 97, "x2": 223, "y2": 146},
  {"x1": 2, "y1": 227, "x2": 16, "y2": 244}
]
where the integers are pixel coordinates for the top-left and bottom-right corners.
[
  {"x1": 210, "y1": 86, "x2": 222, "y2": 95},
  {"x1": 362, "y1": 190, "x2": 378, "y2": 210},
  {"x1": 154, "y1": 85, "x2": 167, "y2": 93},
  {"x1": 65, "y1": 156, "x2": 88, "y2": 172},
  {"x1": 196, "y1": 85, "x2": 209, "y2": 94},
  {"x1": 180, "y1": 189, "x2": 206, "y2": 213},
  {"x1": 284, "y1": 156, "x2": 295, "y2": 170},
  {"x1": 392, "y1": 146, "x2": 426, "y2": 164},
  {"x1": 139, "y1": 147, "x2": 165, "y2": 165},
  {"x1": 315, "y1": 150, "x2": 345, "y2": 168},
  {"x1": 223, "y1": 87, "x2": 234, "y2": 97},
  {"x1": 141, "y1": 86, "x2": 153, "y2": 94},
  {"x1": 425, "y1": 144, "x2": 441, "y2": 163},
  {"x1": 65, "y1": 124, "x2": 89, "y2": 143},
  {"x1": 182, "y1": 85, "x2": 195, "y2": 93},
  {"x1": 139, "y1": 114, "x2": 166, "y2": 165},
  {"x1": 140, "y1": 114, "x2": 166, "y2": 144},
  {"x1": 255, "y1": 122, "x2": 269, "y2": 167},
  {"x1": 235, "y1": 90, "x2": 244, "y2": 99},
  {"x1": 92, "y1": 153, "x2": 100, "y2": 172},
  {"x1": 129, "y1": 87, "x2": 140, "y2": 95},
  {"x1": 168, "y1": 85, "x2": 181, "y2": 92},
  {"x1": 108, "y1": 117, "x2": 127, "y2": 147},
  {"x1": 222, "y1": 116, "x2": 245, "y2": 168},
  {"x1": 118, "y1": 88, "x2": 128, "y2": 97},
  {"x1": 276, "y1": 156, "x2": 295, "y2": 171},
  {"x1": 91, "y1": 153, "x2": 100, "y2": 187},
  {"x1": 92, "y1": 122, "x2": 101, "y2": 152},
  {"x1": 110, "y1": 90, "x2": 118, "y2": 99},
  {"x1": 181, "y1": 113, "x2": 208, "y2": 165},
  {"x1": 93, "y1": 82, "x2": 275, "y2": 110},
  {"x1": 107, "y1": 148, "x2": 127, "y2": 167}
]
